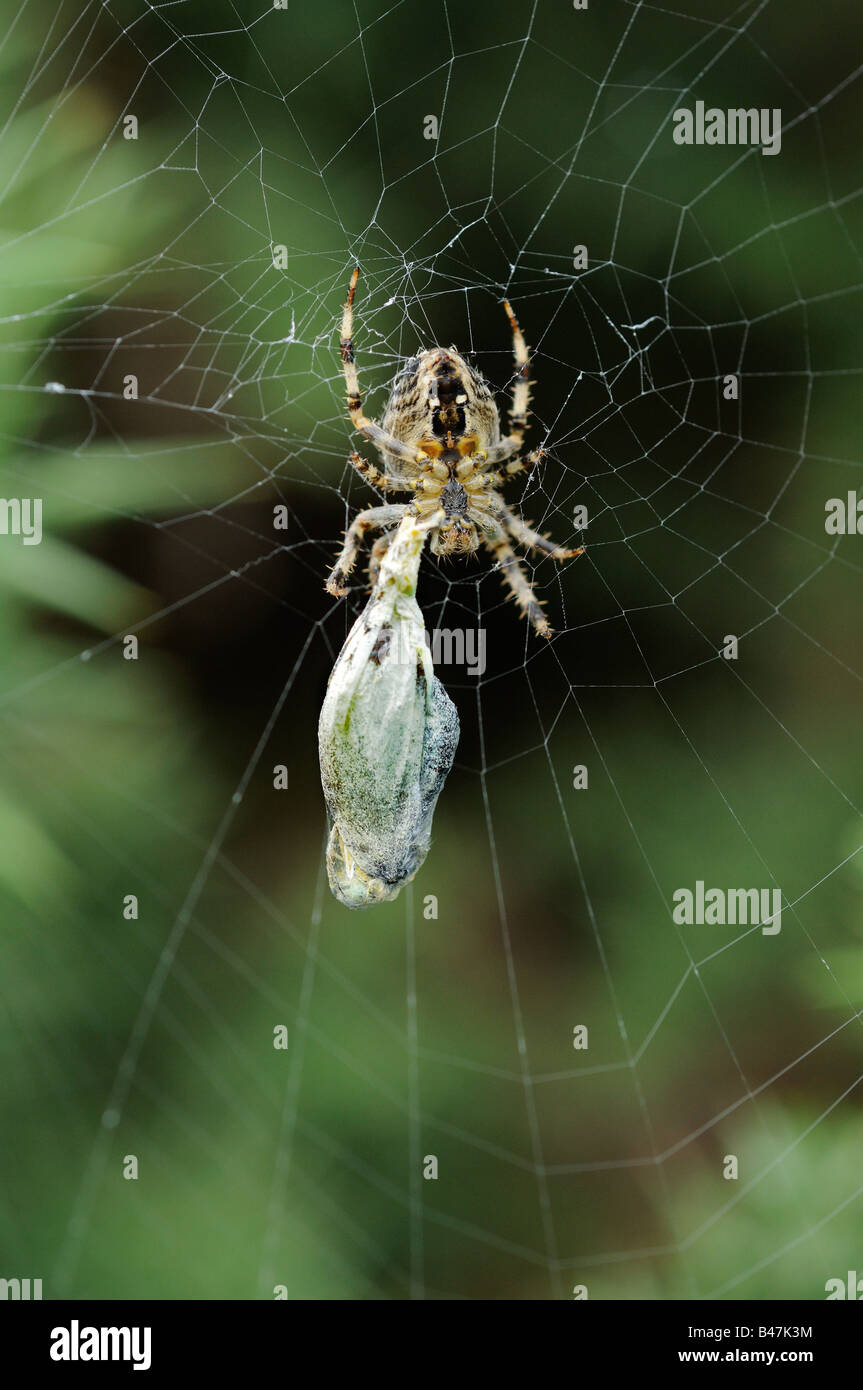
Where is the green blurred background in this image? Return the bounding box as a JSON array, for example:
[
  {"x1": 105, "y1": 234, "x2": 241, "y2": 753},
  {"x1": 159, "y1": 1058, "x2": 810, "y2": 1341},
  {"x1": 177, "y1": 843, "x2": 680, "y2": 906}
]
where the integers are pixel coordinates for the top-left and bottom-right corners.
[{"x1": 1, "y1": 0, "x2": 862, "y2": 1299}]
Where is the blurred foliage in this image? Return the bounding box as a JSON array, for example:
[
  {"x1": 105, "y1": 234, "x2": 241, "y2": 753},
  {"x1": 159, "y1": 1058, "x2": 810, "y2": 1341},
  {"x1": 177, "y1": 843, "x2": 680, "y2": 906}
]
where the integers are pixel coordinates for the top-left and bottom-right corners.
[{"x1": 1, "y1": 0, "x2": 862, "y2": 1300}]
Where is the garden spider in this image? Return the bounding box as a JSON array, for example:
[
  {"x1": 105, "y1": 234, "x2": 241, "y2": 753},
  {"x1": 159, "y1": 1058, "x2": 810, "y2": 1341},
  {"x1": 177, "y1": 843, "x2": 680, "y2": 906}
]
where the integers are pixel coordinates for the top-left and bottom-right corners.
[{"x1": 326, "y1": 268, "x2": 583, "y2": 636}]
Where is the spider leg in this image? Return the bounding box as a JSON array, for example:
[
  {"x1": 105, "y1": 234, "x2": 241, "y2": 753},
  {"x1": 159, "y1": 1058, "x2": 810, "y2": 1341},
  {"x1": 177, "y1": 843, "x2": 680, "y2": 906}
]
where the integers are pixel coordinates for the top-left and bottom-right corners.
[
  {"x1": 482, "y1": 520, "x2": 554, "y2": 638},
  {"x1": 346, "y1": 450, "x2": 415, "y2": 493},
  {"x1": 502, "y1": 297, "x2": 530, "y2": 440},
  {"x1": 481, "y1": 448, "x2": 547, "y2": 484},
  {"x1": 326, "y1": 503, "x2": 408, "y2": 596},
  {"x1": 340, "y1": 269, "x2": 429, "y2": 468},
  {"x1": 368, "y1": 531, "x2": 395, "y2": 586},
  {"x1": 477, "y1": 299, "x2": 533, "y2": 465},
  {"x1": 494, "y1": 500, "x2": 584, "y2": 561}
]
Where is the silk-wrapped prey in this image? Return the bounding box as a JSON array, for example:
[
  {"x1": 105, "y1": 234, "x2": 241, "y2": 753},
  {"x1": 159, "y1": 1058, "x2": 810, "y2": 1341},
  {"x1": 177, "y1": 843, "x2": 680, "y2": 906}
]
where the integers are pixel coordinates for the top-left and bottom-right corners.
[{"x1": 319, "y1": 512, "x2": 459, "y2": 908}]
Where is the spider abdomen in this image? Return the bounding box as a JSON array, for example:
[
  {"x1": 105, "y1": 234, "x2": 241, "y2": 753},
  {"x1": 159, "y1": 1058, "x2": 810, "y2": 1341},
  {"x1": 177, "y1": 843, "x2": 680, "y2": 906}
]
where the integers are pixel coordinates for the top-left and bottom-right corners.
[{"x1": 381, "y1": 347, "x2": 499, "y2": 454}]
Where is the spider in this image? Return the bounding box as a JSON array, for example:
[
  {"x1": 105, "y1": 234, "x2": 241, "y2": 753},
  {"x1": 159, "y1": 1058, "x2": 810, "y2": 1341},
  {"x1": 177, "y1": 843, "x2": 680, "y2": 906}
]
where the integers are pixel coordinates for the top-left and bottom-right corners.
[{"x1": 326, "y1": 268, "x2": 583, "y2": 637}]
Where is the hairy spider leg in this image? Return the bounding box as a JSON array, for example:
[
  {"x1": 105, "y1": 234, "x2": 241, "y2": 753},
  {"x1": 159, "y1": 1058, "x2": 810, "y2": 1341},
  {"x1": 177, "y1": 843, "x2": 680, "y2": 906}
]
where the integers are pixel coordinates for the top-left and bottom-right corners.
[
  {"x1": 368, "y1": 531, "x2": 394, "y2": 586},
  {"x1": 481, "y1": 447, "x2": 547, "y2": 486},
  {"x1": 326, "y1": 503, "x2": 410, "y2": 596},
  {"x1": 480, "y1": 299, "x2": 533, "y2": 467},
  {"x1": 483, "y1": 520, "x2": 554, "y2": 638},
  {"x1": 346, "y1": 450, "x2": 417, "y2": 493},
  {"x1": 493, "y1": 499, "x2": 584, "y2": 560},
  {"x1": 340, "y1": 268, "x2": 428, "y2": 470}
]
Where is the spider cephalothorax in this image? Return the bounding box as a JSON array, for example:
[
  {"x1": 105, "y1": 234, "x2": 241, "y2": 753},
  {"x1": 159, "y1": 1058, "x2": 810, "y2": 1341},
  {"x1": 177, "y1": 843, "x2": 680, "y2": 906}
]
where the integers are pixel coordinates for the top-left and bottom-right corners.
[{"x1": 327, "y1": 269, "x2": 583, "y2": 636}]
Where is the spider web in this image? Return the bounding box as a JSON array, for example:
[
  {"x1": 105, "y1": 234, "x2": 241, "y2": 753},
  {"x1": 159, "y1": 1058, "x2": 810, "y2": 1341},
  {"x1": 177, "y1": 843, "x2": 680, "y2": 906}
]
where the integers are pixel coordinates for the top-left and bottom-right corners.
[{"x1": 2, "y1": 0, "x2": 863, "y2": 1301}]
